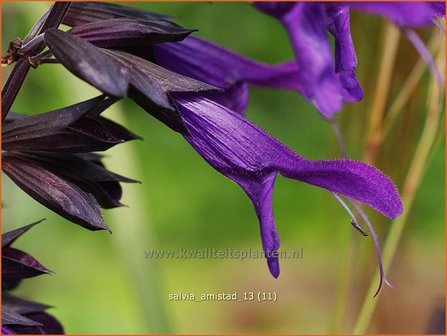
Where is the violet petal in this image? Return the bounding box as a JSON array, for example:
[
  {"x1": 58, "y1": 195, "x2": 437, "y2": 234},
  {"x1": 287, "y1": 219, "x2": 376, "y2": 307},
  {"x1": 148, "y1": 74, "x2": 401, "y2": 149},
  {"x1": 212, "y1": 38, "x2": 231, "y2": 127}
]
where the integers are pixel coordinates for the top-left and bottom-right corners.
[
  {"x1": 153, "y1": 37, "x2": 305, "y2": 114},
  {"x1": 255, "y1": 3, "x2": 357, "y2": 118},
  {"x1": 348, "y1": 2, "x2": 446, "y2": 27},
  {"x1": 172, "y1": 94, "x2": 403, "y2": 275},
  {"x1": 326, "y1": 4, "x2": 363, "y2": 100},
  {"x1": 202, "y1": 82, "x2": 249, "y2": 115}
]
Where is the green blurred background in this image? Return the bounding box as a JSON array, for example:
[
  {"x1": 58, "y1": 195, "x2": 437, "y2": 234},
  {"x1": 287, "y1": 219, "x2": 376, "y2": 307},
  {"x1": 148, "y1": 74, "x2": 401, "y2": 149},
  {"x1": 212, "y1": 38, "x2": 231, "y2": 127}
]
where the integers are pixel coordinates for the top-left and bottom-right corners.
[{"x1": 2, "y1": 2, "x2": 445, "y2": 334}]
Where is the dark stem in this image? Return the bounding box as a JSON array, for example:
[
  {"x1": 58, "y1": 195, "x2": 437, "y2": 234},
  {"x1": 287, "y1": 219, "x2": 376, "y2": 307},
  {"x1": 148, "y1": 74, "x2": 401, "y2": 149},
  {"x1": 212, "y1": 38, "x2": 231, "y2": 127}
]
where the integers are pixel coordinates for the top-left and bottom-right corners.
[
  {"x1": 1, "y1": 1, "x2": 71, "y2": 121},
  {"x1": 2, "y1": 58, "x2": 31, "y2": 120},
  {"x1": 38, "y1": 2, "x2": 71, "y2": 36},
  {"x1": 29, "y1": 50, "x2": 57, "y2": 67}
]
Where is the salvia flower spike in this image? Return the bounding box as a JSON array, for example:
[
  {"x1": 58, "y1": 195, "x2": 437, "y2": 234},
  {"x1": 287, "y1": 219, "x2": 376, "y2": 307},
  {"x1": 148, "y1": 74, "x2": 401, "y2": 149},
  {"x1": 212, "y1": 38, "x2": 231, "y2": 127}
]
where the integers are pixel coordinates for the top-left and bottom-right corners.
[{"x1": 1, "y1": 1, "x2": 408, "y2": 298}]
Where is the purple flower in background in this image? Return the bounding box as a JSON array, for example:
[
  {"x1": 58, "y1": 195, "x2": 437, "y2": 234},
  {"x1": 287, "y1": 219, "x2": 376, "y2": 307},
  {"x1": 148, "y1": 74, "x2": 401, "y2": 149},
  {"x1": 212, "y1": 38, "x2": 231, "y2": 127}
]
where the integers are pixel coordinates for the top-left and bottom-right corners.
[
  {"x1": 347, "y1": 2, "x2": 445, "y2": 27},
  {"x1": 2, "y1": 222, "x2": 64, "y2": 334},
  {"x1": 255, "y1": 1, "x2": 445, "y2": 118},
  {"x1": 255, "y1": 2, "x2": 362, "y2": 119},
  {"x1": 348, "y1": 1, "x2": 446, "y2": 84}
]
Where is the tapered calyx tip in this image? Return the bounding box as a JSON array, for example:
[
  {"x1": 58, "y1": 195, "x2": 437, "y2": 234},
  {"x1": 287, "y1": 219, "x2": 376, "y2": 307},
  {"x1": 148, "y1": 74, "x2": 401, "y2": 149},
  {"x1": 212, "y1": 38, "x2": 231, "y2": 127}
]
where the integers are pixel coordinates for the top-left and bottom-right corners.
[{"x1": 267, "y1": 258, "x2": 280, "y2": 278}]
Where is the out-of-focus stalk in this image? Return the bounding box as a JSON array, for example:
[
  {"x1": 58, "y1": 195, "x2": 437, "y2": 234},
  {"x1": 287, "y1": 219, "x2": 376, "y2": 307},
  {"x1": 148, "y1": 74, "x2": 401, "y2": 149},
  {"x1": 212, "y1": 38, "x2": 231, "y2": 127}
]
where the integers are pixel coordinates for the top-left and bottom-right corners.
[
  {"x1": 330, "y1": 22, "x2": 400, "y2": 333},
  {"x1": 363, "y1": 23, "x2": 400, "y2": 164},
  {"x1": 104, "y1": 108, "x2": 173, "y2": 334},
  {"x1": 381, "y1": 32, "x2": 442, "y2": 139},
  {"x1": 353, "y1": 37, "x2": 445, "y2": 335},
  {"x1": 330, "y1": 228, "x2": 361, "y2": 333}
]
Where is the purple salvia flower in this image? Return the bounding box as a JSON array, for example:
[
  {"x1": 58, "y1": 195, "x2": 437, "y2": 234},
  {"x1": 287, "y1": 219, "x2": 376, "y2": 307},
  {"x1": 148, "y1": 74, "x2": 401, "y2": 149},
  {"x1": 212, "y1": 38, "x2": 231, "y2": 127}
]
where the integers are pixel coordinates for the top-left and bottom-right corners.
[
  {"x1": 43, "y1": 28, "x2": 216, "y2": 132},
  {"x1": 255, "y1": 2, "x2": 361, "y2": 119},
  {"x1": 60, "y1": 4, "x2": 309, "y2": 117},
  {"x1": 347, "y1": 2, "x2": 445, "y2": 27},
  {"x1": 152, "y1": 36, "x2": 304, "y2": 115},
  {"x1": 255, "y1": 1, "x2": 445, "y2": 117},
  {"x1": 255, "y1": 2, "x2": 363, "y2": 120},
  {"x1": 2, "y1": 2, "x2": 405, "y2": 294},
  {"x1": 172, "y1": 93, "x2": 403, "y2": 278},
  {"x1": 348, "y1": 1, "x2": 446, "y2": 84}
]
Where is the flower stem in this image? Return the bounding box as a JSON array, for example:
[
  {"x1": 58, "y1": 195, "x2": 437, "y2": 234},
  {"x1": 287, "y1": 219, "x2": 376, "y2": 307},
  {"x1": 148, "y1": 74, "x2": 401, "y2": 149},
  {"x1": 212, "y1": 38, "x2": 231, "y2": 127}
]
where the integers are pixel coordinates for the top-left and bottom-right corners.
[
  {"x1": 330, "y1": 120, "x2": 349, "y2": 158},
  {"x1": 2, "y1": 57, "x2": 30, "y2": 120},
  {"x1": 363, "y1": 23, "x2": 400, "y2": 164},
  {"x1": 1, "y1": 2, "x2": 71, "y2": 120},
  {"x1": 381, "y1": 32, "x2": 442, "y2": 140},
  {"x1": 405, "y1": 28, "x2": 445, "y2": 85},
  {"x1": 353, "y1": 40, "x2": 444, "y2": 334},
  {"x1": 38, "y1": 2, "x2": 71, "y2": 35}
]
